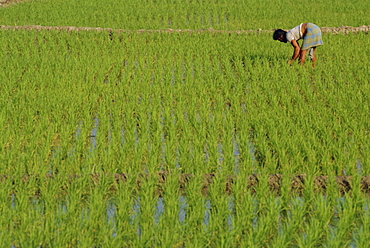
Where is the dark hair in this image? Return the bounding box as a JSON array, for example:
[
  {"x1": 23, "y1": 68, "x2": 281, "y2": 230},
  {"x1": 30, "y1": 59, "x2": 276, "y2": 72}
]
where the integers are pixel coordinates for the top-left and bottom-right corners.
[{"x1": 273, "y1": 29, "x2": 287, "y2": 40}]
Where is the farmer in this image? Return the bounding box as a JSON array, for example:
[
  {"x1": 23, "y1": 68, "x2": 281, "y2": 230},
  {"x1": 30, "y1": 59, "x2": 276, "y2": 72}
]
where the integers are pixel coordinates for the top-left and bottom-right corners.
[{"x1": 273, "y1": 23, "x2": 323, "y2": 67}]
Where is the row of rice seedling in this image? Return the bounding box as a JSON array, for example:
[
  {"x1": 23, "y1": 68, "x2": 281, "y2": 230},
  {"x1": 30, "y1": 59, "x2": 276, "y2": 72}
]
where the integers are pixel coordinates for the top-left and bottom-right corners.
[
  {"x1": 1, "y1": 0, "x2": 369, "y2": 30},
  {"x1": 1, "y1": 173, "x2": 370, "y2": 246},
  {"x1": 0, "y1": 28, "x2": 369, "y2": 246}
]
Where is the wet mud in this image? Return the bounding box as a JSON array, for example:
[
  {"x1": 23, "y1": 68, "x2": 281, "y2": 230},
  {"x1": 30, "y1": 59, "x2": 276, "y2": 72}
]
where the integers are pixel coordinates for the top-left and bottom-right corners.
[{"x1": 3, "y1": 173, "x2": 370, "y2": 197}]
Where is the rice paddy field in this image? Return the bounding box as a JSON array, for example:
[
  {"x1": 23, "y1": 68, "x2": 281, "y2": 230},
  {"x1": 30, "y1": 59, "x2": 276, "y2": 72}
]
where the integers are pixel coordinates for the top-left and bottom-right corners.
[{"x1": 1, "y1": 0, "x2": 370, "y2": 247}]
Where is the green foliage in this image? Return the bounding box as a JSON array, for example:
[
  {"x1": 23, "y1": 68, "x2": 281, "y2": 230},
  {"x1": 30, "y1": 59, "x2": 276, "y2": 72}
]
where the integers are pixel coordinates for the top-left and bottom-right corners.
[
  {"x1": 0, "y1": 1, "x2": 369, "y2": 245},
  {"x1": 1, "y1": 0, "x2": 369, "y2": 29}
]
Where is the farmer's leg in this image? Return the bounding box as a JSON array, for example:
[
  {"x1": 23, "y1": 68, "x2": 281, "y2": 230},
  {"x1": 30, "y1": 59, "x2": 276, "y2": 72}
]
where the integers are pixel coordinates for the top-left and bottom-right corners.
[
  {"x1": 298, "y1": 49, "x2": 307, "y2": 65},
  {"x1": 311, "y1": 47, "x2": 317, "y2": 68}
]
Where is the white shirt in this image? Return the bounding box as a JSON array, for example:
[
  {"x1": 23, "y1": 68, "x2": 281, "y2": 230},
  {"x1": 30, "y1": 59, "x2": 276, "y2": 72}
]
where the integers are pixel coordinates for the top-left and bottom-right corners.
[{"x1": 286, "y1": 23, "x2": 303, "y2": 43}]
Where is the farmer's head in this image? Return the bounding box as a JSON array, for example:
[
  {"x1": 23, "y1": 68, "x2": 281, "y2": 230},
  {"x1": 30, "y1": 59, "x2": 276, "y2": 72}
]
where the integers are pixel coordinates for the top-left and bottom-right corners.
[{"x1": 273, "y1": 29, "x2": 287, "y2": 43}]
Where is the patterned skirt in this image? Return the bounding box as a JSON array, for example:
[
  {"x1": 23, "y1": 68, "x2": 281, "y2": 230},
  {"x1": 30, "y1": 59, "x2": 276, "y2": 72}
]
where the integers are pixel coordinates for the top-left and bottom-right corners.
[{"x1": 301, "y1": 23, "x2": 323, "y2": 50}]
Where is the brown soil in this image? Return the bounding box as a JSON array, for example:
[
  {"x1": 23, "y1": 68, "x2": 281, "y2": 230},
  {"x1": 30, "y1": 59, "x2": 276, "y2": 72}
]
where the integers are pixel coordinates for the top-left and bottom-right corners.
[
  {"x1": 0, "y1": 24, "x2": 369, "y2": 34},
  {"x1": 135, "y1": 173, "x2": 370, "y2": 197},
  {"x1": 4, "y1": 173, "x2": 370, "y2": 197}
]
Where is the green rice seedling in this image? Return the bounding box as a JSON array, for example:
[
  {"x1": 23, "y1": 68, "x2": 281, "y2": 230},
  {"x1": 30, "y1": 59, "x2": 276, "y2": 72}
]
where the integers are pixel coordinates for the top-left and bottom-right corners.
[
  {"x1": 57, "y1": 175, "x2": 91, "y2": 244},
  {"x1": 274, "y1": 196, "x2": 307, "y2": 247},
  {"x1": 248, "y1": 193, "x2": 281, "y2": 246},
  {"x1": 5, "y1": 175, "x2": 45, "y2": 247},
  {"x1": 205, "y1": 175, "x2": 235, "y2": 246},
  {"x1": 234, "y1": 126, "x2": 257, "y2": 175},
  {"x1": 36, "y1": 175, "x2": 68, "y2": 245},
  {"x1": 0, "y1": 178, "x2": 16, "y2": 247},
  {"x1": 232, "y1": 174, "x2": 257, "y2": 244},
  {"x1": 326, "y1": 196, "x2": 358, "y2": 246},
  {"x1": 295, "y1": 194, "x2": 331, "y2": 247},
  {"x1": 351, "y1": 198, "x2": 370, "y2": 247},
  {"x1": 180, "y1": 175, "x2": 210, "y2": 246},
  {"x1": 133, "y1": 173, "x2": 158, "y2": 246},
  {"x1": 153, "y1": 173, "x2": 184, "y2": 246},
  {"x1": 72, "y1": 174, "x2": 115, "y2": 246},
  {"x1": 232, "y1": 174, "x2": 279, "y2": 246},
  {"x1": 112, "y1": 175, "x2": 137, "y2": 245}
]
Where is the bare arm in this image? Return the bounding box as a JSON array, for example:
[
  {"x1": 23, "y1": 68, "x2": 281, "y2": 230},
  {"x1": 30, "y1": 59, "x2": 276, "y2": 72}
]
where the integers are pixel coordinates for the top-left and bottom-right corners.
[
  {"x1": 290, "y1": 39, "x2": 301, "y2": 61},
  {"x1": 290, "y1": 40, "x2": 301, "y2": 61}
]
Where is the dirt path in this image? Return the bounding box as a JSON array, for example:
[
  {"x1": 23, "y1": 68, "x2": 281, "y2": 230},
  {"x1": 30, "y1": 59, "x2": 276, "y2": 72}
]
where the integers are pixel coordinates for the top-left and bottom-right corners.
[
  {"x1": 1, "y1": 24, "x2": 369, "y2": 34},
  {"x1": 0, "y1": 0, "x2": 28, "y2": 7}
]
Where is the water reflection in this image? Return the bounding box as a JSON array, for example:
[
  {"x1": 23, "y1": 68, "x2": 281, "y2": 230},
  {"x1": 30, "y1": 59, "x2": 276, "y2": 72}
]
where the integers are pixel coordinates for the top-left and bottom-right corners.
[{"x1": 7, "y1": 193, "x2": 370, "y2": 247}]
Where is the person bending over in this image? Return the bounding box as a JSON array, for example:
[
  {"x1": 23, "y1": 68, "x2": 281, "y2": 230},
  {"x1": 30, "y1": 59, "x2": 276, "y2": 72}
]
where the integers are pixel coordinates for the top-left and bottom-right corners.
[{"x1": 273, "y1": 23, "x2": 323, "y2": 68}]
